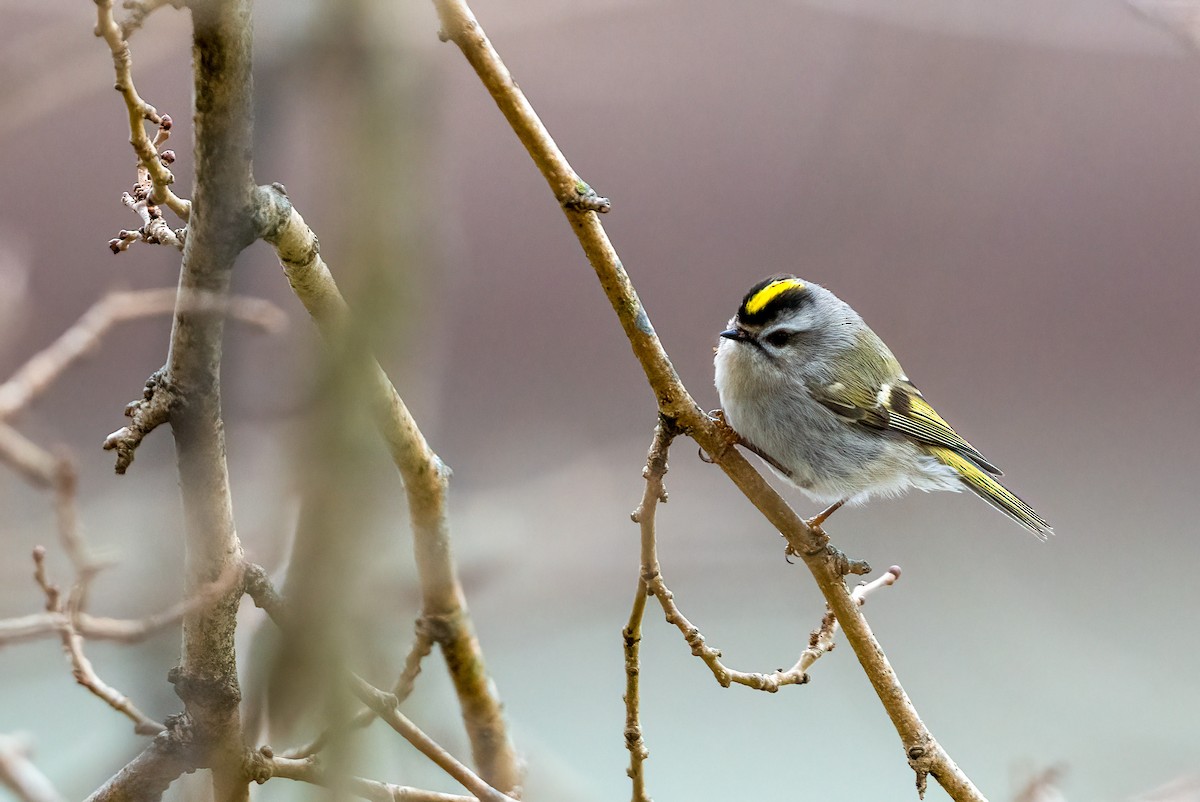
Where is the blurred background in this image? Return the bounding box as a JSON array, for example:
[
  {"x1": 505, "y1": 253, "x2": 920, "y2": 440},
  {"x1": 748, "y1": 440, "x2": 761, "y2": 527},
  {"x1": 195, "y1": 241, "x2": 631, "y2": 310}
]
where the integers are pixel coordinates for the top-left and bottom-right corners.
[{"x1": 2, "y1": 0, "x2": 1199, "y2": 799}]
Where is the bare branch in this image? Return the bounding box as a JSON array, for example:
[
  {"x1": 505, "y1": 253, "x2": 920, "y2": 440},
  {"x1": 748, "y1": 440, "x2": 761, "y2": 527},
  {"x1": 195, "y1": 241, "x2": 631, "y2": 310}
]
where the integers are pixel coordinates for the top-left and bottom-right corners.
[
  {"x1": 93, "y1": 0, "x2": 190, "y2": 219},
  {"x1": 0, "y1": 559, "x2": 244, "y2": 648},
  {"x1": 431, "y1": 1, "x2": 984, "y2": 798},
  {"x1": 109, "y1": 191, "x2": 186, "y2": 253},
  {"x1": 31, "y1": 549, "x2": 165, "y2": 736},
  {"x1": 83, "y1": 720, "x2": 197, "y2": 802},
  {"x1": 1013, "y1": 765, "x2": 1066, "y2": 802},
  {"x1": 263, "y1": 752, "x2": 476, "y2": 802},
  {"x1": 258, "y1": 185, "x2": 520, "y2": 791},
  {"x1": 631, "y1": 423, "x2": 817, "y2": 693},
  {"x1": 349, "y1": 677, "x2": 518, "y2": 802},
  {"x1": 621, "y1": 421, "x2": 676, "y2": 802},
  {"x1": 0, "y1": 734, "x2": 65, "y2": 802},
  {"x1": 283, "y1": 622, "x2": 435, "y2": 760}
]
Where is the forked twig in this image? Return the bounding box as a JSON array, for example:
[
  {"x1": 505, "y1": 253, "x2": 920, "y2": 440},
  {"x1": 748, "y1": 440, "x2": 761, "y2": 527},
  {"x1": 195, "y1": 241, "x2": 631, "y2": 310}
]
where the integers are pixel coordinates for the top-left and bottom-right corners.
[
  {"x1": 31, "y1": 548, "x2": 163, "y2": 735},
  {"x1": 282, "y1": 624, "x2": 435, "y2": 759},
  {"x1": 93, "y1": 0, "x2": 190, "y2": 220},
  {"x1": 624, "y1": 421, "x2": 902, "y2": 797}
]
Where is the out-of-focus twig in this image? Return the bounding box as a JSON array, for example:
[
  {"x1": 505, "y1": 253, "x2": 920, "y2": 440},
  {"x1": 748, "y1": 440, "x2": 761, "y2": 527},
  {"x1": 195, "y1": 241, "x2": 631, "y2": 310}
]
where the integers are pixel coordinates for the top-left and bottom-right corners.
[
  {"x1": 246, "y1": 568, "x2": 508, "y2": 800},
  {"x1": 0, "y1": 734, "x2": 65, "y2": 802},
  {"x1": 118, "y1": 0, "x2": 174, "y2": 40},
  {"x1": 0, "y1": 563, "x2": 245, "y2": 648},
  {"x1": 1012, "y1": 765, "x2": 1066, "y2": 802},
  {"x1": 1128, "y1": 0, "x2": 1200, "y2": 50},
  {"x1": 1132, "y1": 773, "x2": 1200, "y2": 802},
  {"x1": 0, "y1": 288, "x2": 284, "y2": 421}
]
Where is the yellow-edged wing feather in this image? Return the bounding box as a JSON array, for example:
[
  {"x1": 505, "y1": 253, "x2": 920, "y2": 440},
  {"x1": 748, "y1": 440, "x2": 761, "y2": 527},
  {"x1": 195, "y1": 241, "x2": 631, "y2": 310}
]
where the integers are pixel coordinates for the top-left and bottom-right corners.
[
  {"x1": 809, "y1": 378, "x2": 998, "y2": 473},
  {"x1": 806, "y1": 334, "x2": 1051, "y2": 536},
  {"x1": 927, "y1": 447, "x2": 1053, "y2": 538},
  {"x1": 883, "y1": 381, "x2": 1001, "y2": 475}
]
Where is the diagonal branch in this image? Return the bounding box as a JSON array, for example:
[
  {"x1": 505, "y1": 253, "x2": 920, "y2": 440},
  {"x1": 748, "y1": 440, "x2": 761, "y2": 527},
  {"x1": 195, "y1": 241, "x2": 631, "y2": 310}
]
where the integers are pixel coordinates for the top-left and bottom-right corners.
[
  {"x1": 84, "y1": 721, "x2": 198, "y2": 802},
  {"x1": 281, "y1": 622, "x2": 435, "y2": 760},
  {"x1": 349, "y1": 677, "x2": 519, "y2": 802},
  {"x1": 432, "y1": 2, "x2": 984, "y2": 799},
  {"x1": 256, "y1": 185, "x2": 520, "y2": 792}
]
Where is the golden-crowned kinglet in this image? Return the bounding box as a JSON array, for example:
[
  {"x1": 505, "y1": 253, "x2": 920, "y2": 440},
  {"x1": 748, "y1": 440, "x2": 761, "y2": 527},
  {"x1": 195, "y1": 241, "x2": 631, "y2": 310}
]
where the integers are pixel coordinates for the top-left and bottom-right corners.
[{"x1": 714, "y1": 275, "x2": 1052, "y2": 538}]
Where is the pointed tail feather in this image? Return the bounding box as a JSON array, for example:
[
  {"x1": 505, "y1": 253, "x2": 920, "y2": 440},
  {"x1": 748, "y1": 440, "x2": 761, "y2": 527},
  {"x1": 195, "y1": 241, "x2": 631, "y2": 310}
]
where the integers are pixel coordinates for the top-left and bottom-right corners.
[{"x1": 928, "y1": 447, "x2": 1053, "y2": 539}]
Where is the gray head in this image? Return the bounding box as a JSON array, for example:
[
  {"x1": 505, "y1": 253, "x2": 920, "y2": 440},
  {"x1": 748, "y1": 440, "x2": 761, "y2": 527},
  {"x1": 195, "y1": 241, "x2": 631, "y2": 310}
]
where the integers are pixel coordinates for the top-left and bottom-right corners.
[{"x1": 718, "y1": 275, "x2": 863, "y2": 375}]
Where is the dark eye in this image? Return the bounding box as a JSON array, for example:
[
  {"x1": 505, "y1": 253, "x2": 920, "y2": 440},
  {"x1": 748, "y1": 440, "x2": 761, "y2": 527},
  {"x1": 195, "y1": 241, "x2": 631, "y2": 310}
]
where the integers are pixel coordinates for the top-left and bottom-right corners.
[{"x1": 764, "y1": 330, "x2": 793, "y2": 348}]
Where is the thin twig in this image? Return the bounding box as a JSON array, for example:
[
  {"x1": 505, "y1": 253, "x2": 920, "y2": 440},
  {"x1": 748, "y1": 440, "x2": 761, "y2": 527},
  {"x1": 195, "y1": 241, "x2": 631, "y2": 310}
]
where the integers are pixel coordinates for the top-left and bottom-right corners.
[
  {"x1": 0, "y1": 423, "x2": 59, "y2": 488},
  {"x1": 622, "y1": 421, "x2": 678, "y2": 801},
  {"x1": 796, "y1": 566, "x2": 902, "y2": 676},
  {"x1": 432, "y1": 2, "x2": 984, "y2": 798},
  {"x1": 264, "y1": 753, "x2": 477, "y2": 802},
  {"x1": 93, "y1": 0, "x2": 190, "y2": 219},
  {"x1": 349, "y1": 676, "x2": 519, "y2": 802},
  {"x1": 31, "y1": 548, "x2": 165, "y2": 736},
  {"x1": 283, "y1": 623, "x2": 436, "y2": 759},
  {"x1": 0, "y1": 563, "x2": 245, "y2": 647},
  {"x1": 633, "y1": 421, "x2": 812, "y2": 694}
]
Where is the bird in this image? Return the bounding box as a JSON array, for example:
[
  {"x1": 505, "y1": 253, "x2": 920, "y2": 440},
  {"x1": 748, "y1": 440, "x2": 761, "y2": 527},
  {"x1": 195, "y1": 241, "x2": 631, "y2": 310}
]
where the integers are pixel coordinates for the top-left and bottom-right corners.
[{"x1": 713, "y1": 274, "x2": 1052, "y2": 538}]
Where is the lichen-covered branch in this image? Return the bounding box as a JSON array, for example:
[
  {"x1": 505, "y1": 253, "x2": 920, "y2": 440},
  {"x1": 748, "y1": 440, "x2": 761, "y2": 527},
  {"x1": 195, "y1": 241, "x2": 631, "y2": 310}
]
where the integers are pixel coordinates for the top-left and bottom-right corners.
[
  {"x1": 151, "y1": 0, "x2": 258, "y2": 798},
  {"x1": 84, "y1": 721, "x2": 198, "y2": 802},
  {"x1": 256, "y1": 185, "x2": 520, "y2": 792},
  {"x1": 431, "y1": 2, "x2": 984, "y2": 798}
]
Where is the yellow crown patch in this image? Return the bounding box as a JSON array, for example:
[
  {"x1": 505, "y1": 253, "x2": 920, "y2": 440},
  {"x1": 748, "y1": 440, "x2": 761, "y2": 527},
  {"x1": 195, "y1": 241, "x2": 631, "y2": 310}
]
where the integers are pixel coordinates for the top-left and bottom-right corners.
[{"x1": 744, "y1": 278, "x2": 806, "y2": 316}]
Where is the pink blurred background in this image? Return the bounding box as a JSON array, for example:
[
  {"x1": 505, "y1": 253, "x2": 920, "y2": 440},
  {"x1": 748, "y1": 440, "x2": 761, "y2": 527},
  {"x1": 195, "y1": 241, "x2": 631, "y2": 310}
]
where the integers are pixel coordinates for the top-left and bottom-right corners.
[{"x1": 2, "y1": 1, "x2": 1198, "y2": 799}]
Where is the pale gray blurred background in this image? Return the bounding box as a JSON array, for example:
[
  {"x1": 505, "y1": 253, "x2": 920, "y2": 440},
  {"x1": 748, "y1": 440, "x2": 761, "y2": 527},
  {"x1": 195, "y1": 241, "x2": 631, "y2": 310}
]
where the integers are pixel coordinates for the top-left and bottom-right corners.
[{"x1": 2, "y1": 1, "x2": 1199, "y2": 800}]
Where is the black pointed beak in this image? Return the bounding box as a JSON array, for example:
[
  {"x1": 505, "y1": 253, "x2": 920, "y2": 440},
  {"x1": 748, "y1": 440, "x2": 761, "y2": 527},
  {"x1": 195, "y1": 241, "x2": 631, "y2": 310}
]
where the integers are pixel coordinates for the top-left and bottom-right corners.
[{"x1": 720, "y1": 327, "x2": 751, "y2": 342}]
